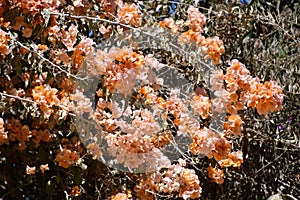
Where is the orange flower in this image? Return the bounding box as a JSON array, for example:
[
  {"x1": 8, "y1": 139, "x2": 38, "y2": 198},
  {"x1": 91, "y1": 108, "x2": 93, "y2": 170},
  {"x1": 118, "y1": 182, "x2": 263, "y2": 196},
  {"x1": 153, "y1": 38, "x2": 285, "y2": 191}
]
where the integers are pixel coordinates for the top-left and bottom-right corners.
[
  {"x1": 179, "y1": 168, "x2": 202, "y2": 199},
  {"x1": 0, "y1": 29, "x2": 10, "y2": 56},
  {"x1": 118, "y1": 3, "x2": 141, "y2": 27},
  {"x1": 211, "y1": 136, "x2": 231, "y2": 162},
  {"x1": 40, "y1": 164, "x2": 49, "y2": 174},
  {"x1": 207, "y1": 166, "x2": 224, "y2": 184},
  {"x1": 202, "y1": 37, "x2": 225, "y2": 64},
  {"x1": 187, "y1": 6, "x2": 206, "y2": 33},
  {"x1": 151, "y1": 130, "x2": 173, "y2": 148},
  {"x1": 219, "y1": 151, "x2": 243, "y2": 168},
  {"x1": 32, "y1": 84, "x2": 61, "y2": 119},
  {"x1": 6, "y1": 119, "x2": 31, "y2": 150},
  {"x1": 191, "y1": 94, "x2": 211, "y2": 119},
  {"x1": 55, "y1": 149, "x2": 79, "y2": 168},
  {"x1": 26, "y1": 165, "x2": 36, "y2": 175},
  {"x1": 70, "y1": 186, "x2": 80, "y2": 197},
  {"x1": 158, "y1": 18, "x2": 178, "y2": 33},
  {"x1": 111, "y1": 193, "x2": 129, "y2": 200},
  {"x1": 0, "y1": 118, "x2": 8, "y2": 145},
  {"x1": 223, "y1": 114, "x2": 243, "y2": 135},
  {"x1": 189, "y1": 128, "x2": 216, "y2": 156}
]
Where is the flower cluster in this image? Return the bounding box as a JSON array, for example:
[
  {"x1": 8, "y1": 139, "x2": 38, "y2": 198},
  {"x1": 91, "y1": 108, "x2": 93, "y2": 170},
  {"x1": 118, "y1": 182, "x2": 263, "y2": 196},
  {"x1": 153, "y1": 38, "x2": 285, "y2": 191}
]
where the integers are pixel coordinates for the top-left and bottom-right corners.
[
  {"x1": 206, "y1": 166, "x2": 225, "y2": 184},
  {"x1": 70, "y1": 89, "x2": 93, "y2": 115},
  {"x1": 247, "y1": 80, "x2": 284, "y2": 115},
  {"x1": 191, "y1": 93, "x2": 211, "y2": 119},
  {"x1": 118, "y1": 3, "x2": 141, "y2": 27},
  {"x1": 93, "y1": 48, "x2": 144, "y2": 95},
  {"x1": 32, "y1": 84, "x2": 61, "y2": 119},
  {"x1": 31, "y1": 129, "x2": 52, "y2": 147},
  {"x1": 223, "y1": 114, "x2": 243, "y2": 136},
  {"x1": 0, "y1": 0, "x2": 288, "y2": 198},
  {"x1": 0, "y1": 118, "x2": 8, "y2": 145},
  {"x1": 210, "y1": 135, "x2": 232, "y2": 162},
  {"x1": 187, "y1": 6, "x2": 206, "y2": 33},
  {"x1": 2, "y1": 117, "x2": 54, "y2": 150},
  {"x1": 0, "y1": 29, "x2": 10, "y2": 56},
  {"x1": 6, "y1": 118, "x2": 31, "y2": 150},
  {"x1": 134, "y1": 159, "x2": 202, "y2": 200},
  {"x1": 219, "y1": 150, "x2": 244, "y2": 168},
  {"x1": 189, "y1": 127, "x2": 217, "y2": 156},
  {"x1": 111, "y1": 192, "x2": 132, "y2": 200},
  {"x1": 210, "y1": 60, "x2": 284, "y2": 138},
  {"x1": 8, "y1": 0, "x2": 60, "y2": 15},
  {"x1": 224, "y1": 59, "x2": 283, "y2": 115},
  {"x1": 159, "y1": 6, "x2": 225, "y2": 64},
  {"x1": 55, "y1": 148, "x2": 79, "y2": 169}
]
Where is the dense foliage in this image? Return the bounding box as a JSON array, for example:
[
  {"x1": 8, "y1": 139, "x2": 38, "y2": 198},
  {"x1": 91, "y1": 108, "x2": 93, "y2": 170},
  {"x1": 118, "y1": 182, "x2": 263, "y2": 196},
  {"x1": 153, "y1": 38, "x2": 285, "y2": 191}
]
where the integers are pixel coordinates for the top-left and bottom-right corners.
[{"x1": 0, "y1": 0, "x2": 299, "y2": 199}]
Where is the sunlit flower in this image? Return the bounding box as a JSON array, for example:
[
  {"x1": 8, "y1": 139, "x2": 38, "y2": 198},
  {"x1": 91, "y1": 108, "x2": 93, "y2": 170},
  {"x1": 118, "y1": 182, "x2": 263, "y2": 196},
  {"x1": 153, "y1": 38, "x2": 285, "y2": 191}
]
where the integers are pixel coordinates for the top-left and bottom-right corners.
[
  {"x1": 191, "y1": 94, "x2": 211, "y2": 119},
  {"x1": 223, "y1": 114, "x2": 243, "y2": 135},
  {"x1": 111, "y1": 193, "x2": 129, "y2": 200},
  {"x1": 55, "y1": 149, "x2": 79, "y2": 168},
  {"x1": 40, "y1": 164, "x2": 49, "y2": 174},
  {"x1": 135, "y1": 162, "x2": 201, "y2": 199},
  {"x1": 70, "y1": 186, "x2": 80, "y2": 197},
  {"x1": 26, "y1": 165, "x2": 36, "y2": 175},
  {"x1": 0, "y1": 118, "x2": 8, "y2": 145},
  {"x1": 158, "y1": 18, "x2": 178, "y2": 33},
  {"x1": 219, "y1": 150, "x2": 243, "y2": 168},
  {"x1": 211, "y1": 136, "x2": 231, "y2": 162},
  {"x1": 0, "y1": 29, "x2": 10, "y2": 56},
  {"x1": 118, "y1": 3, "x2": 141, "y2": 26},
  {"x1": 202, "y1": 37, "x2": 225, "y2": 64},
  {"x1": 32, "y1": 84, "x2": 62, "y2": 119},
  {"x1": 187, "y1": 6, "x2": 206, "y2": 33},
  {"x1": 207, "y1": 166, "x2": 224, "y2": 184}
]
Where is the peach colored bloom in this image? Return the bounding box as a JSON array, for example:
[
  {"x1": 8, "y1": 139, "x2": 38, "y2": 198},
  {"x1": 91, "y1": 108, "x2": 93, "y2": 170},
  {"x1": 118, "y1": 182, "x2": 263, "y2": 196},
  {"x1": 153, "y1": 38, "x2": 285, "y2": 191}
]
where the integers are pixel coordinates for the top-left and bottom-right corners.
[
  {"x1": 158, "y1": 18, "x2": 179, "y2": 33},
  {"x1": 26, "y1": 165, "x2": 36, "y2": 175},
  {"x1": 189, "y1": 127, "x2": 216, "y2": 156},
  {"x1": 0, "y1": 29, "x2": 10, "y2": 56},
  {"x1": 70, "y1": 186, "x2": 80, "y2": 196},
  {"x1": 118, "y1": 3, "x2": 141, "y2": 26},
  {"x1": 223, "y1": 114, "x2": 243, "y2": 136},
  {"x1": 187, "y1": 6, "x2": 206, "y2": 33},
  {"x1": 111, "y1": 193, "x2": 129, "y2": 200},
  {"x1": 0, "y1": 118, "x2": 8, "y2": 145},
  {"x1": 40, "y1": 164, "x2": 49, "y2": 174},
  {"x1": 55, "y1": 149, "x2": 79, "y2": 168},
  {"x1": 31, "y1": 129, "x2": 52, "y2": 147},
  {"x1": 207, "y1": 166, "x2": 224, "y2": 184},
  {"x1": 219, "y1": 150, "x2": 244, "y2": 168},
  {"x1": 211, "y1": 136, "x2": 231, "y2": 162},
  {"x1": 191, "y1": 94, "x2": 211, "y2": 119}
]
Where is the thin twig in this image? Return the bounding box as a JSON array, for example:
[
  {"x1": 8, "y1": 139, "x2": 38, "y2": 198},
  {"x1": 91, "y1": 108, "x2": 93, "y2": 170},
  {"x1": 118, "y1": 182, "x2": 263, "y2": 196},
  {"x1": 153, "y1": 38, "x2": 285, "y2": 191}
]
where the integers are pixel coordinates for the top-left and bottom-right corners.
[{"x1": 15, "y1": 41, "x2": 87, "y2": 81}]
